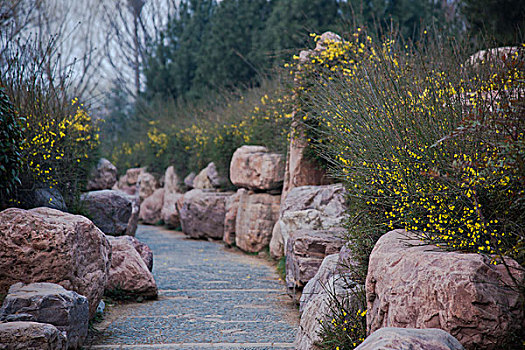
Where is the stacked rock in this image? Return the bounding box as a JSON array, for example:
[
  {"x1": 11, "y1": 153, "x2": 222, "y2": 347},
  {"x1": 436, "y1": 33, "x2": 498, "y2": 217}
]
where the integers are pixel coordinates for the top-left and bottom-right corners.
[{"x1": 225, "y1": 146, "x2": 284, "y2": 253}]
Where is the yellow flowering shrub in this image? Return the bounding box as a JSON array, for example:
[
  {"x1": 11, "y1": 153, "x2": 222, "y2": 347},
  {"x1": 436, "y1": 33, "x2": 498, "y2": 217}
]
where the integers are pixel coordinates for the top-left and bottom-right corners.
[
  {"x1": 296, "y1": 30, "x2": 524, "y2": 349},
  {"x1": 20, "y1": 98, "x2": 100, "y2": 187},
  {"x1": 108, "y1": 80, "x2": 293, "y2": 182}
]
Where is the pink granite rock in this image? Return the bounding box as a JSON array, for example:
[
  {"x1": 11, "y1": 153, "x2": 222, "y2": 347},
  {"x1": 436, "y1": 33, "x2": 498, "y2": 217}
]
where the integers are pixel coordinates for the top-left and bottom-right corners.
[
  {"x1": 139, "y1": 188, "x2": 165, "y2": 224},
  {"x1": 235, "y1": 191, "x2": 281, "y2": 253},
  {"x1": 86, "y1": 158, "x2": 117, "y2": 191},
  {"x1": 229, "y1": 145, "x2": 285, "y2": 191},
  {"x1": 161, "y1": 191, "x2": 183, "y2": 229},
  {"x1": 106, "y1": 236, "x2": 158, "y2": 298},
  {"x1": 223, "y1": 189, "x2": 246, "y2": 246},
  {"x1": 179, "y1": 189, "x2": 233, "y2": 239},
  {"x1": 0, "y1": 208, "x2": 111, "y2": 319},
  {"x1": 366, "y1": 230, "x2": 525, "y2": 350},
  {"x1": 285, "y1": 228, "x2": 345, "y2": 289}
]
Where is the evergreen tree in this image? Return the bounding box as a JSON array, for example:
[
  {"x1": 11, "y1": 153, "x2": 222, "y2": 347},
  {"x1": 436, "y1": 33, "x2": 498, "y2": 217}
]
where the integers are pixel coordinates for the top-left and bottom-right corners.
[
  {"x1": 194, "y1": 0, "x2": 272, "y2": 92},
  {"x1": 460, "y1": 0, "x2": 525, "y2": 45}
]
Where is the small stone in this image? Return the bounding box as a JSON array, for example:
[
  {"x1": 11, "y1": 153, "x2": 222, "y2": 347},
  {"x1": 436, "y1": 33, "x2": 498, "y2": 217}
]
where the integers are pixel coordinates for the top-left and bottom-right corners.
[
  {"x1": 80, "y1": 190, "x2": 133, "y2": 236},
  {"x1": 355, "y1": 328, "x2": 465, "y2": 350},
  {"x1": 0, "y1": 321, "x2": 67, "y2": 350},
  {"x1": 86, "y1": 158, "x2": 118, "y2": 191},
  {"x1": 0, "y1": 282, "x2": 89, "y2": 349}
]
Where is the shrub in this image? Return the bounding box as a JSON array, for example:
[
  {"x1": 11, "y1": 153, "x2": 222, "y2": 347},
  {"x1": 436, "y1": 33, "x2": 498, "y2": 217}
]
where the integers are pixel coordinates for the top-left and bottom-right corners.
[
  {"x1": 107, "y1": 75, "x2": 293, "y2": 182},
  {"x1": 295, "y1": 29, "x2": 524, "y2": 348},
  {"x1": 0, "y1": 85, "x2": 23, "y2": 208},
  {"x1": 1, "y1": 37, "x2": 100, "y2": 210}
]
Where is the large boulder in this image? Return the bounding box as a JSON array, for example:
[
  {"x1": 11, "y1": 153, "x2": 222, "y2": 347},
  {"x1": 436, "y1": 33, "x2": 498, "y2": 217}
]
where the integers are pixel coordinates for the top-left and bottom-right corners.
[
  {"x1": 119, "y1": 236, "x2": 154, "y2": 272},
  {"x1": 299, "y1": 254, "x2": 339, "y2": 314},
  {"x1": 355, "y1": 328, "x2": 465, "y2": 350},
  {"x1": 80, "y1": 190, "x2": 133, "y2": 236},
  {"x1": 0, "y1": 208, "x2": 111, "y2": 319},
  {"x1": 270, "y1": 184, "x2": 346, "y2": 259},
  {"x1": 106, "y1": 236, "x2": 158, "y2": 299},
  {"x1": 295, "y1": 274, "x2": 363, "y2": 350},
  {"x1": 179, "y1": 189, "x2": 233, "y2": 239},
  {"x1": 86, "y1": 158, "x2": 117, "y2": 191},
  {"x1": 366, "y1": 230, "x2": 525, "y2": 350},
  {"x1": 285, "y1": 228, "x2": 345, "y2": 289},
  {"x1": 235, "y1": 191, "x2": 281, "y2": 253},
  {"x1": 137, "y1": 172, "x2": 159, "y2": 202},
  {"x1": 164, "y1": 166, "x2": 182, "y2": 194},
  {"x1": 139, "y1": 188, "x2": 165, "y2": 225},
  {"x1": 282, "y1": 119, "x2": 329, "y2": 201},
  {"x1": 0, "y1": 322, "x2": 67, "y2": 350},
  {"x1": 223, "y1": 189, "x2": 245, "y2": 246},
  {"x1": 19, "y1": 187, "x2": 67, "y2": 212},
  {"x1": 0, "y1": 282, "x2": 88, "y2": 349},
  {"x1": 229, "y1": 145, "x2": 285, "y2": 191},
  {"x1": 112, "y1": 167, "x2": 145, "y2": 196},
  {"x1": 193, "y1": 162, "x2": 226, "y2": 189},
  {"x1": 161, "y1": 191, "x2": 183, "y2": 228}
]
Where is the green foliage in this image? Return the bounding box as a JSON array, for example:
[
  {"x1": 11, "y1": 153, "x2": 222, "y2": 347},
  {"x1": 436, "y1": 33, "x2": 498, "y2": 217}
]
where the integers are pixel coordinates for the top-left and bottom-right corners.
[
  {"x1": 276, "y1": 256, "x2": 286, "y2": 281},
  {"x1": 0, "y1": 86, "x2": 23, "y2": 208},
  {"x1": 460, "y1": 0, "x2": 525, "y2": 45},
  {"x1": 1, "y1": 37, "x2": 100, "y2": 211},
  {"x1": 316, "y1": 281, "x2": 367, "y2": 350},
  {"x1": 107, "y1": 75, "x2": 293, "y2": 183},
  {"x1": 144, "y1": 0, "x2": 351, "y2": 102},
  {"x1": 299, "y1": 28, "x2": 524, "y2": 308}
]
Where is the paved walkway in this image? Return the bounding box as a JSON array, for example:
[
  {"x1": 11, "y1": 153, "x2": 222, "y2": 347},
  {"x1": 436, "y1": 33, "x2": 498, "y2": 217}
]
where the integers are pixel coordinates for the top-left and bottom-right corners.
[{"x1": 86, "y1": 225, "x2": 299, "y2": 349}]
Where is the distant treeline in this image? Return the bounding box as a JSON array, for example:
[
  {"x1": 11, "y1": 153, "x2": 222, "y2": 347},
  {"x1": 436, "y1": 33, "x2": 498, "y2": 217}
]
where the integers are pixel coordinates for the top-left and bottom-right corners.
[{"x1": 142, "y1": 0, "x2": 449, "y2": 102}]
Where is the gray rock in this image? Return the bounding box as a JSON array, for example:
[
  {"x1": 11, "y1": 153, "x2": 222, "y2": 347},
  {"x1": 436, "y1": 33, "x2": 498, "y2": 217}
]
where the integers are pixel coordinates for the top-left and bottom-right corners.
[
  {"x1": 20, "y1": 187, "x2": 67, "y2": 211},
  {"x1": 0, "y1": 282, "x2": 88, "y2": 349},
  {"x1": 271, "y1": 184, "x2": 346, "y2": 259},
  {"x1": 299, "y1": 254, "x2": 339, "y2": 314},
  {"x1": 80, "y1": 190, "x2": 132, "y2": 236},
  {"x1": 122, "y1": 192, "x2": 140, "y2": 236},
  {"x1": 285, "y1": 228, "x2": 345, "y2": 289},
  {"x1": 179, "y1": 189, "x2": 233, "y2": 239},
  {"x1": 184, "y1": 172, "x2": 196, "y2": 189},
  {"x1": 86, "y1": 158, "x2": 117, "y2": 191},
  {"x1": 295, "y1": 274, "x2": 363, "y2": 350},
  {"x1": 0, "y1": 321, "x2": 67, "y2": 350},
  {"x1": 355, "y1": 328, "x2": 465, "y2": 350}
]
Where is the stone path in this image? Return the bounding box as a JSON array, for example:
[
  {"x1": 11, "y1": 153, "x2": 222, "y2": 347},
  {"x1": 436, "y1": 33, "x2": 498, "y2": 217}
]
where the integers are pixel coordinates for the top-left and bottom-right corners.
[{"x1": 86, "y1": 225, "x2": 299, "y2": 349}]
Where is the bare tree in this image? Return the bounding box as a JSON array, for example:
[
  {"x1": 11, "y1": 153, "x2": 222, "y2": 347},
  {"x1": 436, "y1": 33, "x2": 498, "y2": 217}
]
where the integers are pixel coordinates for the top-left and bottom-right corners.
[
  {"x1": 1, "y1": 0, "x2": 109, "y2": 104},
  {"x1": 102, "y1": 0, "x2": 178, "y2": 97}
]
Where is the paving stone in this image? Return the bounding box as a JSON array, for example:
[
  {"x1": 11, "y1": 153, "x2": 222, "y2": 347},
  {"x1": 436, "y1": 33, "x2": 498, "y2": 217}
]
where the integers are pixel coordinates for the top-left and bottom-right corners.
[{"x1": 86, "y1": 225, "x2": 298, "y2": 349}]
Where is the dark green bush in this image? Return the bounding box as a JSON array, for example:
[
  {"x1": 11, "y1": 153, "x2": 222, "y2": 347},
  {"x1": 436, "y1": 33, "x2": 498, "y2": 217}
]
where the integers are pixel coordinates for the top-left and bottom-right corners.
[{"x1": 0, "y1": 85, "x2": 23, "y2": 208}]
